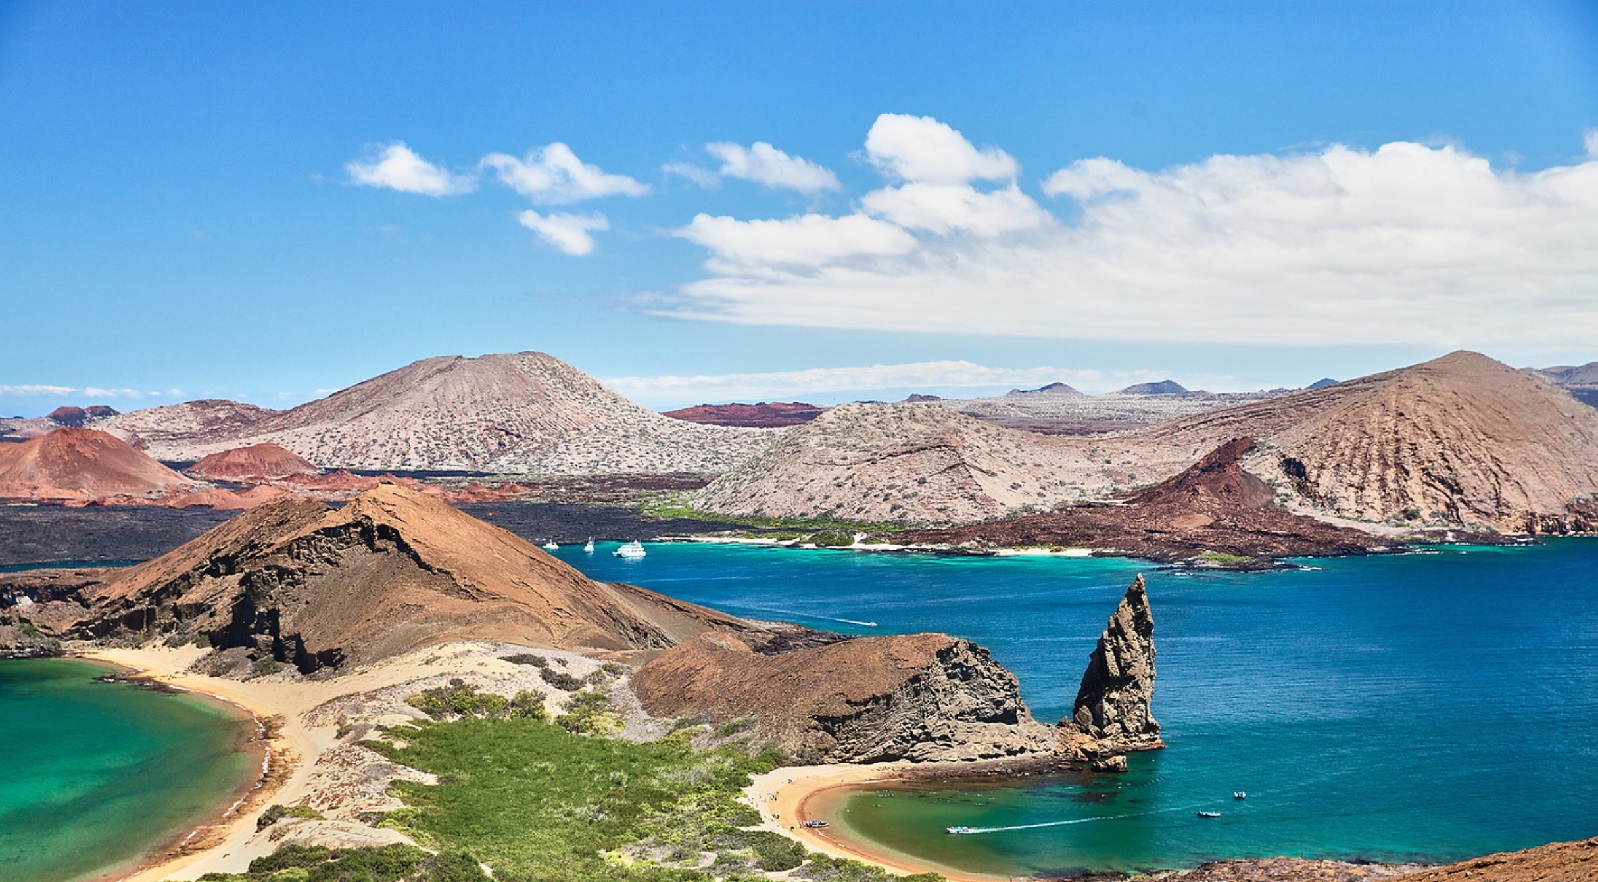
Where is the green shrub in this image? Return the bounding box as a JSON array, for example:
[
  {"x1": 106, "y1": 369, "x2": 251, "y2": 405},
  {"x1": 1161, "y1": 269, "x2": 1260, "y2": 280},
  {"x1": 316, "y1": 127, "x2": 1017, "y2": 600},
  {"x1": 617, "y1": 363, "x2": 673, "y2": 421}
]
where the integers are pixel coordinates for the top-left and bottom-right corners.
[
  {"x1": 712, "y1": 717, "x2": 755, "y2": 739},
  {"x1": 256, "y1": 803, "x2": 324, "y2": 830},
  {"x1": 555, "y1": 688, "x2": 621, "y2": 735},
  {"x1": 501, "y1": 653, "x2": 547, "y2": 667},
  {"x1": 252, "y1": 657, "x2": 284, "y2": 676}
]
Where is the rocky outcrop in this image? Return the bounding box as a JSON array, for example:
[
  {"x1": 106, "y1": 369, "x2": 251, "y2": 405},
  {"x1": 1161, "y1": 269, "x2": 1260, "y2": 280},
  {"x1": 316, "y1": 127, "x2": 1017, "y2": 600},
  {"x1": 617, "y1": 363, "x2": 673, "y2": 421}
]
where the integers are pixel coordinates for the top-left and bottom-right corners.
[
  {"x1": 1118, "y1": 380, "x2": 1188, "y2": 395},
  {"x1": 0, "y1": 427, "x2": 200, "y2": 503},
  {"x1": 661, "y1": 401, "x2": 827, "y2": 428},
  {"x1": 632, "y1": 632, "x2": 1057, "y2": 763},
  {"x1": 57, "y1": 484, "x2": 760, "y2": 672},
  {"x1": 187, "y1": 442, "x2": 318, "y2": 481},
  {"x1": 1067, "y1": 575, "x2": 1162, "y2": 753}
]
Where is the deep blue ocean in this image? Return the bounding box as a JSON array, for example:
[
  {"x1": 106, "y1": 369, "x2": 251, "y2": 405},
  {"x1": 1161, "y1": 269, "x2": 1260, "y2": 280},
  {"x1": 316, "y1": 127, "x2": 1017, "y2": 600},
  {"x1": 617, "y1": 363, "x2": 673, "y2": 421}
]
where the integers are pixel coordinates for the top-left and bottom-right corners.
[{"x1": 557, "y1": 539, "x2": 1598, "y2": 876}]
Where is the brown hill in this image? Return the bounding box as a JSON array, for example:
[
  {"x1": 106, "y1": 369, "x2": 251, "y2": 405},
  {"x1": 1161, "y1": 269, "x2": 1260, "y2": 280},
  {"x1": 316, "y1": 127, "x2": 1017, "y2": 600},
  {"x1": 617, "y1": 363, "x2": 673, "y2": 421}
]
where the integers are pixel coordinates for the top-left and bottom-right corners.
[
  {"x1": 632, "y1": 631, "x2": 1057, "y2": 763},
  {"x1": 104, "y1": 353, "x2": 774, "y2": 474},
  {"x1": 1144, "y1": 351, "x2": 1598, "y2": 532},
  {"x1": 661, "y1": 401, "x2": 827, "y2": 428},
  {"x1": 701, "y1": 352, "x2": 1598, "y2": 534},
  {"x1": 75, "y1": 483, "x2": 756, "y2": 671},
  {"x1": 0, "y1": 427, "x2": 198, "y2": 502},
  {"x1": 187, "y1": 442, "x2": 318, "y2": 481},
  {"x1": 895, "y1": 438, "x2": 1384, "y2": 563}
]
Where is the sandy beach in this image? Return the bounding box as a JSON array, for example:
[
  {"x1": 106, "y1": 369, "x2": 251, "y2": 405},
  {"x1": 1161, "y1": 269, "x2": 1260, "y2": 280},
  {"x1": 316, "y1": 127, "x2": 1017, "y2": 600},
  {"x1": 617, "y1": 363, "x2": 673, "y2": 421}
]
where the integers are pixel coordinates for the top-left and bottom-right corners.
[
  {"x1": 745, "y1": 763, "x2": 1014, "y2": 882},
  {"x1": 75, "y1": 641, "x2": 611, "y2": 882},
  {"x1": 83, "y1": 645, "x2": 333, "y2": 882}
]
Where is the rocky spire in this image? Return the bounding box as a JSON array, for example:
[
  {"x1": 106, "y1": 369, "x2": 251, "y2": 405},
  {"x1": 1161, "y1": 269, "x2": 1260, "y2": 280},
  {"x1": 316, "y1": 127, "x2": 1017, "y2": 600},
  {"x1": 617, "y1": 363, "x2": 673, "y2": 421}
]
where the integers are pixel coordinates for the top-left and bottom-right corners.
[{"x1": 1067, "y1": 574, "x2": 1163, "y2": 752}]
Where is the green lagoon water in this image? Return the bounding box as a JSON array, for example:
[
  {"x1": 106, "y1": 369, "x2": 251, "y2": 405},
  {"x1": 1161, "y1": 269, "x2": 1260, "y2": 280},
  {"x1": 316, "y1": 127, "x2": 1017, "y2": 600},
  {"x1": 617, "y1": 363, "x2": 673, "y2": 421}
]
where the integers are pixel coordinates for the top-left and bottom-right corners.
[
  {"x1": 0, "y1": 658, "x2": 255, "y2": 882},
  {"x1": 560, "y1": 539, "x2": 1598, "y2": 877}
]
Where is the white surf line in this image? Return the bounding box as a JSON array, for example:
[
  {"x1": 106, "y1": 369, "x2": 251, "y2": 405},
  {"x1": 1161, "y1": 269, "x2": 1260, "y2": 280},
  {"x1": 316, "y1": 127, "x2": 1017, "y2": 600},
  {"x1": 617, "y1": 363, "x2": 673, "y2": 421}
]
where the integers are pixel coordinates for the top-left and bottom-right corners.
[{"x1": 728, "y1": 603, "x2": 878, "y2": 628}]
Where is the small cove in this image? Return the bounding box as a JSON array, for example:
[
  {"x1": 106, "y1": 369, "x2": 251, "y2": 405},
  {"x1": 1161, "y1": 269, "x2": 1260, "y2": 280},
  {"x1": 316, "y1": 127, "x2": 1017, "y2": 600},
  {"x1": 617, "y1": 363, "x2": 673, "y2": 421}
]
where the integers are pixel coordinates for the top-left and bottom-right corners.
[
  {"x1": 0, "y1": 658, "x2": 257, "y2": 882},
  {"x1": 562, "y1": 539, "x2": 1598, "y2": 877}
]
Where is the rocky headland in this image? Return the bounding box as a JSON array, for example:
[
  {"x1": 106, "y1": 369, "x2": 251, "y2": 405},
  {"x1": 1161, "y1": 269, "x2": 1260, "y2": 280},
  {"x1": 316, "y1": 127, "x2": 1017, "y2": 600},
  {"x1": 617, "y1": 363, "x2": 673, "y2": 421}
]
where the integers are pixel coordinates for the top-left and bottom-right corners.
[{"x1": 891, "y1": 438, "x2": 1387, "y2": 567}]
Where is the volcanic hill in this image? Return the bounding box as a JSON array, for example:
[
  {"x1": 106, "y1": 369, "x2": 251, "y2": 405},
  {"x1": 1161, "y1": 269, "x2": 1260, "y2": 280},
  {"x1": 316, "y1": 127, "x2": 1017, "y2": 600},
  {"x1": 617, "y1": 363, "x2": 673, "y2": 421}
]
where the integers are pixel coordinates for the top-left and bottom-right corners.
[
  {"x1": 99, "y1": 399, "x2": 279, "y2": 452},
  {"x1": 0, "y1": 427, "x2": 199, "y2": 503},
  {"x1": 693, "y1": 402, "x2": 1118, "y2": 524},
  {"x1": 894, "y1": 438, "x2": 1385, "y2": 564},
  {"x1": 70, "y1": 483, "x2": 758, "y2": 671},
  {"x1": 186, "y1": 442, "x2": 318, "y2": 481},
  {"x1": 103, "y1": 352, "x2": 774, "y2": 474},
  {"x1": 699, "y1": 352, "x2": 1598, "y2": 534}
]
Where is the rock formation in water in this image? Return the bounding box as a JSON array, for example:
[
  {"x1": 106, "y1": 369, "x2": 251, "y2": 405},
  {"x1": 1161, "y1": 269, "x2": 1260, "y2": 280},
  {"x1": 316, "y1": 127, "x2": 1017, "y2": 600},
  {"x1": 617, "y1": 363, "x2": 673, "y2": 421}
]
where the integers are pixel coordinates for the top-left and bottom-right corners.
[
  {"x1": 58, "y1": 483, "x2": 759, "y2": 672},
  {"x1": 1067, "y1": 574, "x2": 1163, "y2": 753},
  {"x1": 632, "y1": 631, "x2": 1057, "y2": 763}
]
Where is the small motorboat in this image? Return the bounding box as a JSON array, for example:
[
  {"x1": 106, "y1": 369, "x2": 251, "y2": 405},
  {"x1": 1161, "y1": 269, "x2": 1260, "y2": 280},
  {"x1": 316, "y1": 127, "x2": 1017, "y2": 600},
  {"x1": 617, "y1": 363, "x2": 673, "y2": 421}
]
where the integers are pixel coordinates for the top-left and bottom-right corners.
[
  {"x1": 1197, "y1": 811, "x2": 1221, "y2": 818},
  {"x1": 802, "y1": 820, "x2": 829, "y2": 828},
  {"x1": 946, "y1": 825, "x2": 975, "y2": 834},
  {"x1": 583, "y1": 538, "x2": 595, "y2": 553},
  {"x1": 614, "y1": 540, "x2": 646, "y2": 559},
  {"x1": 542, "y1": 540, "x2": 559, "y2": 550},
  {"x1": 1233, "y1": 791, "x2": 1247, "y2": 800}
]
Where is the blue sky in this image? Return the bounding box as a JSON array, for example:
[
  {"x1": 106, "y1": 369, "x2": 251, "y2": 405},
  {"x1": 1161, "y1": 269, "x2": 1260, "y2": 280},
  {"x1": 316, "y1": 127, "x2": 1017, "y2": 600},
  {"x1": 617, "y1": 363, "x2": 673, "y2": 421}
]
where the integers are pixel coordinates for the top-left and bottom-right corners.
[{"x1": 2, "y1": 1, "x2": 1596, "y2": 415}]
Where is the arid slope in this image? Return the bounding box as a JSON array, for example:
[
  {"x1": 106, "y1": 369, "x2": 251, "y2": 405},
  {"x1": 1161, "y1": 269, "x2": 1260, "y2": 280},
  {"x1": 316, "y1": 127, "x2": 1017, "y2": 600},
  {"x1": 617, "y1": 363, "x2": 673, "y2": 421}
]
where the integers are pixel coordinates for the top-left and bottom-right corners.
[
  {"x1": 699, "y1": 352, "x2": 1598, "y2": 532},
  {"x1": 104, "y1": 352, "x2": 774, "y2": 474},
  {"x1": 0, "y1": 427, "x2": 199, "y2": 502},
  {"x1": 75, "y1": 483, "x2": 756, "y2": 669}
]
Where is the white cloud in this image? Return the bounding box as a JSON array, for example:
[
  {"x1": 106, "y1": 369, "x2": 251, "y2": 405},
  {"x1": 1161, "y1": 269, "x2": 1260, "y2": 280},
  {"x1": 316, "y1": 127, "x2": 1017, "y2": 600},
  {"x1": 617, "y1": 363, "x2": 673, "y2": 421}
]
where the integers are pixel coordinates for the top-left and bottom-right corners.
[
  {"x1": 482, "y1": 143, "x2": 649, "y2": 204},
  {"x1": 705, "y1": 141, "x2": 840, "y2": 193},
  {"x1": 663, "y1": 162, "x2": 721, "y2": 189},
  {"x1": 602, "y1": 360, "x2": 1206, "y2": 404},
  {"x1": 517, "y1": 209, "x2": 609, "y2": 256},
  {"x1": 346, "y1": 142, "x2": 476, "y2": 196},
  {"x1": 0, "y1": 385, "x2": 75, "y2": 396},
  {"x1": 677, "y1": 213, "x2": 917, "y2": 269},
  {"x1": 861, "y1": 182, "x2": 1051, "y2": 236},
  {"x1": 665, "y1": 128, "x2": 1598, "y2": 352},
  {"x1": 864, "y1": 114, "x2": 1019, "y2": 183},
  {"x1": 1586, "y1": 128, "x2": 1598, "y2": 160}
]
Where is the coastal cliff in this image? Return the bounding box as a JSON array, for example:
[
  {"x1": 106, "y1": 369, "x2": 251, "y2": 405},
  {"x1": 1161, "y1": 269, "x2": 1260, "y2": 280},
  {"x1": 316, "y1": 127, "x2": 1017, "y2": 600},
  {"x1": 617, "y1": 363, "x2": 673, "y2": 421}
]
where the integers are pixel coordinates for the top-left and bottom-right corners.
[{"x1": 632, "y1": 631, "x2": 1058, "y2": 763}]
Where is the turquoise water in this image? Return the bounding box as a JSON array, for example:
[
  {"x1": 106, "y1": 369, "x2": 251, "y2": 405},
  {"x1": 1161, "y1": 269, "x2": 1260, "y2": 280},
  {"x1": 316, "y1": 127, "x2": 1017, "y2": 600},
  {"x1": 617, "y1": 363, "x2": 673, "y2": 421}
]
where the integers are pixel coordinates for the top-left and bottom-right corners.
[
  {"x1": 561, "y1": 540, "x2": 1598, "y2": 876},
  {"x1": 0, "y1": 659, "x2": 256, "y2": 882}
]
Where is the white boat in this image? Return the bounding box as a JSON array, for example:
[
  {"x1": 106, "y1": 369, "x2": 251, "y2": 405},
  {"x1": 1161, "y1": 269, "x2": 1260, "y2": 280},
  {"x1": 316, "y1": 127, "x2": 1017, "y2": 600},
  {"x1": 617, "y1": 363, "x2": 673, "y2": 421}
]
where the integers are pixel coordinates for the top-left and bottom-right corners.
[
  {"x1": 614, "y1": 540, "x2": 646, "y2": 559},
  {"x1": 583, "y1": 538, "x2": 595, "y2": 553},
  {"x1": 542, "y1": 540, "x2": 559, "y2": 550},
  {"x1": 1233, "y1": 791, "x2": 1247, "y2": 800},
  {"x1": 946, "y1": 826, "x2": 974, "y2": 835}
]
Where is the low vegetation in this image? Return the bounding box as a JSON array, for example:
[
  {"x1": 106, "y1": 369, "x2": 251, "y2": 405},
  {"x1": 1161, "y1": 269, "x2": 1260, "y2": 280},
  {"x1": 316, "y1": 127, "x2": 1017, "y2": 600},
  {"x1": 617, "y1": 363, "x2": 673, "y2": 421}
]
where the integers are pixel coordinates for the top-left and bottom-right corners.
[{"x1": 195, "y1": 683, "x2": 942, "y2": 882}]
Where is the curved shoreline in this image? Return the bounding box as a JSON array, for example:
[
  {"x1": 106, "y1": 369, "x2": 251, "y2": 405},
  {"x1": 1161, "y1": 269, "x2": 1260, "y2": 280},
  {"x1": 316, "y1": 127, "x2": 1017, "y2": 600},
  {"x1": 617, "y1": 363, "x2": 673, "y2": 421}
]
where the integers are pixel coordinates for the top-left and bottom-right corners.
[
  {"x1": 77, "y1": 646, "x2": 318, "y2": 882},
  {"x1": 748, "y1": 763, "x2": 1015, "y2": 882},
  {"x1": 82, "y1": 654, "x2": 282, "y2": 882}
]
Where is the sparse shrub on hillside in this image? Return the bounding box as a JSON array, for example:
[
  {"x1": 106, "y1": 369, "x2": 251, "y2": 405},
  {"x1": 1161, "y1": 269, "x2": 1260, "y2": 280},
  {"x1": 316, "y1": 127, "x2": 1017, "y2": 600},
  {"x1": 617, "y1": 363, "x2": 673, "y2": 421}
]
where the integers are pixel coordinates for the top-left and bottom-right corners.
[
  {"x1": 405, "y1": 679, "x2": 544, "y2": 721},
  {"x1": 501, "y1": 653, "x2": 547, "y2": 667},
  {"x1": 538, "y1": 667, "x2": 582, "y2": 691}
]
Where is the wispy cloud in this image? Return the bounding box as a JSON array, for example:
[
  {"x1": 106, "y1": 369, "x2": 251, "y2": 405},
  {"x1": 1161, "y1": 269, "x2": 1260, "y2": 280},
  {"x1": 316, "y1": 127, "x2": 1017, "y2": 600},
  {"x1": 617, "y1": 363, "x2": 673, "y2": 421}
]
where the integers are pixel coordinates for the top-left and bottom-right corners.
[
  {"x1": 706, "y1": 141, "x2": 840, "y2": 193},
  {"x1": 346, "y1": 142, "x2": 477, "y2": 196},
  {"x1": 602, "y1": 360, "x2": 1203, "y2": 404},
  {"x1": 662, "y1": 161, "x2": 721, "y2": 189},
  {"x1": 0, "y1": 385, "x2": 184, "y2": 399},
  {"x1": 517, "y1": 210, "x2": 610, "y2": 256},
  {"x1": 482, "y1": 143, "x2": 650, "y2": 205},
  {"x1": 1586, "y1": 128, "x2": 1598, "y2": 160},
  {"x1": 662, "y1": 119, "x2": 1598, "y2": 352}
]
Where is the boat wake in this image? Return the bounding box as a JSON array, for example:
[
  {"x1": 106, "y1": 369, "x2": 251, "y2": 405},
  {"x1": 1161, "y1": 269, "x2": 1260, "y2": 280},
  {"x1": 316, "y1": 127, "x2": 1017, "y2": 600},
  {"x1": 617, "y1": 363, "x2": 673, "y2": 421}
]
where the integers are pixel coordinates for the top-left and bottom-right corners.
[{"x1": 952, "y1": 803, "x2": 1210, "y2": 834}]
